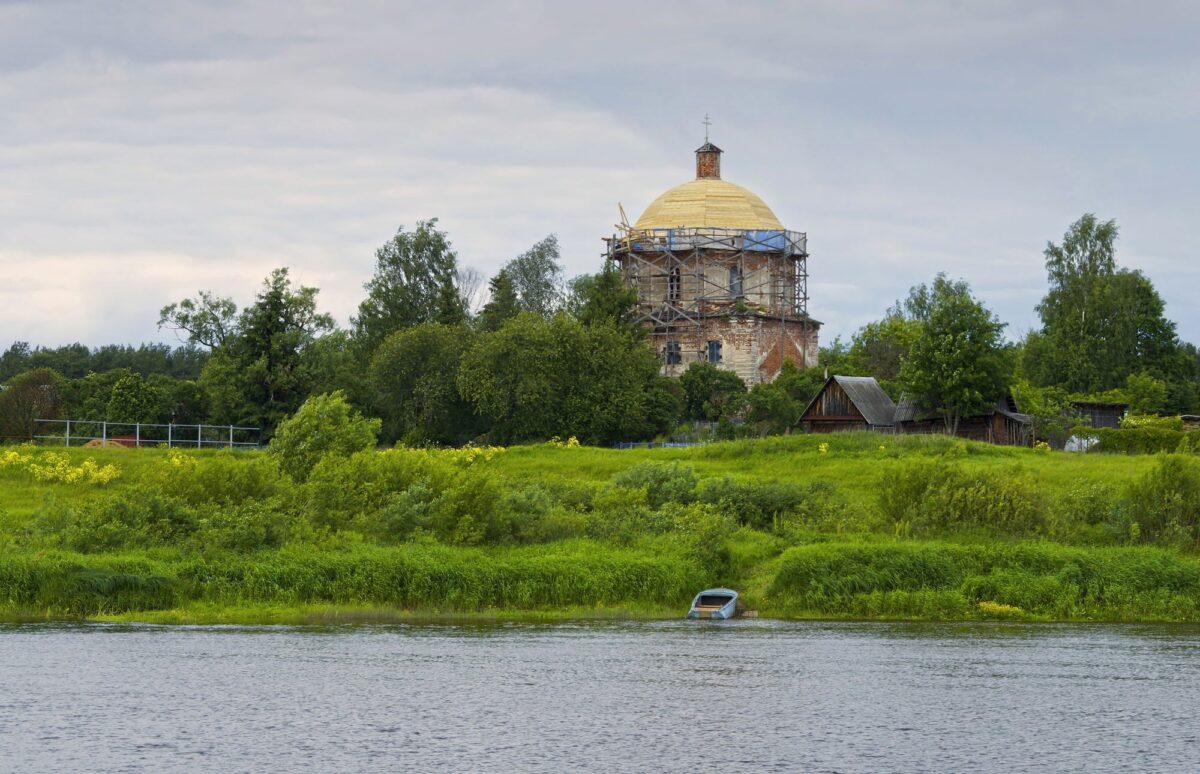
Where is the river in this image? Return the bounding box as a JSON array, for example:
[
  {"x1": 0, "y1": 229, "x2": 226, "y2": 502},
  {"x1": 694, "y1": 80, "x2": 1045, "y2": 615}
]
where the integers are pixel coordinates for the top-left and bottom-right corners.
[{"x1": 2, "y1": 620, "x2": 1198, "y2": 772}]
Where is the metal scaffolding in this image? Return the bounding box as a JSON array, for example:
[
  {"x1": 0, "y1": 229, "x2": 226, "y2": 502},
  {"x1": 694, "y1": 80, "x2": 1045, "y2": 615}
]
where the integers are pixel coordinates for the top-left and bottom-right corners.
[{"x1": 605, "y1": 226, "x2": 812, "y2": 378}]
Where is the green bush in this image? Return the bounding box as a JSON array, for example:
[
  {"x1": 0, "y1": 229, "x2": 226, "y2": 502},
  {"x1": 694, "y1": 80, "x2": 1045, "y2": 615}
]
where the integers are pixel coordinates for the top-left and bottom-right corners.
[
  {"x1": 879, "y1": 460, "x2": 1046, "y2": 536},
  {"x1": 269, "y1": 391, "x2": 381, "y2": 481},
  {"x1": 1124, "y1": 455, "x2": 1200, "y2": 548},
  {"x1": 611, "y1": 462, "x2": 696, "y2": 508},
  {"x1": 157, "y1": 450, "x2": 285, "y2": 506},
  {"x1": 1090, "y1": 427, "x2": 1189, "y2": 455},
  {"x1": 39, "y1": 486, "x2": 200, "y2": 552},
  {"x1": 769, "y1": 541, "x2": 1200, "y2": 620}
]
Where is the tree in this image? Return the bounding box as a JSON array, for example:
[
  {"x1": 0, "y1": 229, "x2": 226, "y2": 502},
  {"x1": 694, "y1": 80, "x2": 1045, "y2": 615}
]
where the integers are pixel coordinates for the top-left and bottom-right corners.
[
  {"x1": 434, "y1": 275, "x2": 467, "y2": 326},
  {"x1": 0, "y1": 342, "x2": 31, "y2": 382},
  {"x1": 679, "y1": 362, "x2": 747, "y2": 421},
  {"x1": 105, "y1": 373, "x2": 164, "y2": 423},
  {"x1": 566, "y1": 263, "x2": 639, "y2": 333},
  {"x1": 899, "y1": 275, "x2": 1012, "y2": 434},
  {"x1": 746, "y1": 361, "x2": 824, "y2": 435},
  {"x1": 370, "y1": 323, "x2": 481, "y2": 445},
  {"x1": 455, "y1": 266, "x2": 485, "y2": 316},
  {"x1": 505, "y1": 235, "x2": 563, "y2": 317},
  {"x1": 845, "y1": 314, "x2": 922, "y2": 391},
  {"x1": 352, "y1": 220, "x2": 459, "y2": 352},
  {"x1": 477, "y1": 270, "x2": 521, "y2": 332},
  {"x1": 158, "y1": 291, "x2": 238, "y2": 349},
  {"x1": 457, "y1": 314, "x2": 661, "y2": 444},
  {"x1": 231, "y1": 268, "x2": 335, "y2": 432},
  {"x1": 1027, "y1": 214, "x2": 1187, "y2": 396},
  {"x1": 268, "y1": 391, "x2": 381, "y2": 482},
  {"x1": 0, "y1": 368, "x2": 62, "y2": 441}
]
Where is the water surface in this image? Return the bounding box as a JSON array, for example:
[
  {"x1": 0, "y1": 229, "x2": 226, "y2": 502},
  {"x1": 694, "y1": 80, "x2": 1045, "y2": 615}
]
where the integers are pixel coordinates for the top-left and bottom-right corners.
[{"x1": 2, "y1": 620, "x2": 1198, "y2": 772}]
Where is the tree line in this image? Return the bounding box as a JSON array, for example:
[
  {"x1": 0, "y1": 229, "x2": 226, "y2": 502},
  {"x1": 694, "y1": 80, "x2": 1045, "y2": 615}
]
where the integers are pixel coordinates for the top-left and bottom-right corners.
[{"x1": 2, "y1": 213, "x2": 1197, "y2": 444}]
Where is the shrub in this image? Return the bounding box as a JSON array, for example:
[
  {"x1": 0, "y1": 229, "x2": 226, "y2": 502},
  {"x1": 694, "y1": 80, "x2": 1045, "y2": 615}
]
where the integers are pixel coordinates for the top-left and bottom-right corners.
[
  {"x1": 611, "y1": 462, "x2": 696, "y2": 508},
  {"x1": 156, "y1": 450, "x2": 284, "y2": 506},
  {"x1": 41, "y1": 486, "x2": 200, "y2": 552},
  {"x1": 1090, "y1": 427, "x2": 1188, "y2": 455},
  {"x1": 1124, "y1": 455, "x2": 1200, "y2": 547},
  {"x1": 269, "y1": 391, "x2": 381, "y2": 481},
  {"x1": 879, "y1": 460, "x2": 1046, "y2": 537}
]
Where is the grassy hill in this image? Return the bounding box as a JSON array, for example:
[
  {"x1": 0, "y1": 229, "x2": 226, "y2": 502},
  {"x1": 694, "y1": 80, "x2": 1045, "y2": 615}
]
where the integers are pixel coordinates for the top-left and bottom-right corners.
[{"x1": 2, "y1": 434, "x2": 1197, "y2": 623}]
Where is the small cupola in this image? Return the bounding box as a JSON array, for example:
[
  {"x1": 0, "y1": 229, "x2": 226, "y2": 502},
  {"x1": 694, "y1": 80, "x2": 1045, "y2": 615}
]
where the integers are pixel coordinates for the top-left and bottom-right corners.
[{"x1": 695, "y1": 142, "x2": 722, "y2": 179}]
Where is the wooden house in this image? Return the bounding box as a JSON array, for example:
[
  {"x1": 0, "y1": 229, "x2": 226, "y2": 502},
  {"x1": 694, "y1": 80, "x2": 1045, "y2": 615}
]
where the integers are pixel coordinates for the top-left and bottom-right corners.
[
  {"x1": 800, "y1": 375, "x2": 897, "y2": 433},
  {"x1": 1182, "y1": 415, "x2": 1200, "y2": 432},
  {"x1": 894, "y1": 394, "x2": 1034, "y2": 446},
  {"x1": 1070, "y1": 401, "x2": 1127, "y2": 429}
]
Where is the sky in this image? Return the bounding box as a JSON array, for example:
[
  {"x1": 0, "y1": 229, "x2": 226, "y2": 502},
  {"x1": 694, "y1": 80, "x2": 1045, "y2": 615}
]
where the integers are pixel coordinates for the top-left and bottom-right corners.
[{"x1": 3, "y1": 0, "x2": 1200, "y2": 350}]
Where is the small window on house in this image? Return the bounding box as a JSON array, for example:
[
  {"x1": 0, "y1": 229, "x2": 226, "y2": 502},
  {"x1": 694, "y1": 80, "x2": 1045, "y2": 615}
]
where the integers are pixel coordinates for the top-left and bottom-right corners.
[
  {"x1": 668, "y1": 266, "x2": 681, "y2": 301},
  {"x1": 664, "y1": 341, "x2": 682, "y2": 365},
  {"x1": 706, "y1": 340, "x2": 722, "y2": 363},
  {"x1": 729, "y1": 266, "x2": 743, "y2": 297}
]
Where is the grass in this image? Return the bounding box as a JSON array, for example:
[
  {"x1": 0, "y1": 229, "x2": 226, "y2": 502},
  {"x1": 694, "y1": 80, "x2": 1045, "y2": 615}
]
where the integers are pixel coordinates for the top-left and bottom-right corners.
[{"x1": 0, "y1": 434, "x2": 1192, "y2": 624}]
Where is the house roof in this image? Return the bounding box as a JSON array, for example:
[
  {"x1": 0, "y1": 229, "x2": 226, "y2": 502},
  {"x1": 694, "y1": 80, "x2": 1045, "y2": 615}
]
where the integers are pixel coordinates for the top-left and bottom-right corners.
[
  {"x1": 893, "y1": 394, "x2": 1031, "y2": 425},
  {"x1": 803, "y1": 375, "x2": 897, "y2": 427}
]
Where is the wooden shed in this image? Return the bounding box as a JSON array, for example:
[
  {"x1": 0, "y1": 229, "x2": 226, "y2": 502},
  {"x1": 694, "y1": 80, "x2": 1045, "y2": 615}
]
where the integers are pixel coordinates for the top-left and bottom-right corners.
[
  {"x1": 1070, "y1": 401, "x2": 1128, "y2": 429},
  {"x1": 894, "y1": 394, "x2": 1034, "y2": 446},
  {"x1": 800, "y1": 375, "x2": 897, "y2": 433}
]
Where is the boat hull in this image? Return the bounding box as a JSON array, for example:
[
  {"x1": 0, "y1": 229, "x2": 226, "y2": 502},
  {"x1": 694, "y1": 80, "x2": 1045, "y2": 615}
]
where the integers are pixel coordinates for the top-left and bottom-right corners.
[{"x1": 686, "y1": 588, "x2": 739, "y2": 619}]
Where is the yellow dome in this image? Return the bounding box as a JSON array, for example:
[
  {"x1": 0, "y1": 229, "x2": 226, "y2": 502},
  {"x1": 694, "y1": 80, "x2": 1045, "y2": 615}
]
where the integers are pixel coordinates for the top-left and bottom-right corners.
[{"x1": 633, "y1": 178, "x2": 784, "y2": 231}]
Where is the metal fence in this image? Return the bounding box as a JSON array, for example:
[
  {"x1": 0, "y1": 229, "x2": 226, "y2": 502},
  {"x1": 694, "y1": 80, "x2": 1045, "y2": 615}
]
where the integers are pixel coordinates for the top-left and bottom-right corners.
[{"x1": 32, "y1": 419, "x2": 261, "y2": 449}]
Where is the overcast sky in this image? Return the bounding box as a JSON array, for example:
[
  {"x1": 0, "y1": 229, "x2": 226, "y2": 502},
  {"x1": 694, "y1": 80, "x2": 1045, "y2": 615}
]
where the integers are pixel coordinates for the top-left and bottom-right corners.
[{"x1": 3, "y1": 0, "x2": 1199, "y2": 350}]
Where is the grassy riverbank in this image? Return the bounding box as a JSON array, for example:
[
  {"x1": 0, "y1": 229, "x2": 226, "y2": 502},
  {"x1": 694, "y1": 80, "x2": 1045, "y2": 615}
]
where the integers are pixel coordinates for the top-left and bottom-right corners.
[{"x1": 2, "y1": 434, "x2": 1198, "y2": 623}]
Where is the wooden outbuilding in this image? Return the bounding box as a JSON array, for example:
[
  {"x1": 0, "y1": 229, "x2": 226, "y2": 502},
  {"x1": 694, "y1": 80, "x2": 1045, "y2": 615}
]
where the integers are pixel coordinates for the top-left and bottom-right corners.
[
  {"x1": 800, "y1": 375, "x2": 897, "y2": 433},
  {"x1": 894, "y1": 393, "x2": 1034, "y2": 446},
  {"x1": 1070, "y1": 401, "x2": 1128, "y2": 429}
]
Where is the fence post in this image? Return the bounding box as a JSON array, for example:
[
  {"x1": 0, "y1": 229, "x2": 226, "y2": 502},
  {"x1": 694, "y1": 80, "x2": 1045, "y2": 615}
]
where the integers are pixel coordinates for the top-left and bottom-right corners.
[
  {"x1": 102, "y1": 421, "x2": 107, "y2": 446},
  {"x1": 197, "y1": 424, "x2": 201, "y2": 449},
  {"x1": 167, "y1": 423, "x2": 172, "y2": 449},
  {"x1": 228, "y1": 425, "x2": 234, "y2": 449},
  {"x1": 136, "y1": 423, "x2": 141, "y2": 449},
  {"x1": 65, "y1": 420, "x2": 71, "y2": 448}
]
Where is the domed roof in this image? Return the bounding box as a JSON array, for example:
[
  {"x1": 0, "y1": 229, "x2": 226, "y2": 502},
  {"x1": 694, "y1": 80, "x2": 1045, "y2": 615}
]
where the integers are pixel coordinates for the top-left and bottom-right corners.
[{"x1": 633, "y1": 178, "x2": 785, "y2": 231}]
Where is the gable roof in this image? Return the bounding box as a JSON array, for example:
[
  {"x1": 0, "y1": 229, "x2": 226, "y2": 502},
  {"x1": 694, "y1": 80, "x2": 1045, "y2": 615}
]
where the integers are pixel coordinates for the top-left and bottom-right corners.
[
  {"x1": 893, "y1": 393, "x2": 1032, "y2": 425},
  {"x1": 802, "y1": 375, "x2": 897, "y2": 427}
]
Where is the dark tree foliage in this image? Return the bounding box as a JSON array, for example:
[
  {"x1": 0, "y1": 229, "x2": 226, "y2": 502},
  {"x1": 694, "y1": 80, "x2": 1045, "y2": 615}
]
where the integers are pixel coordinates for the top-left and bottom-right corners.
[
  {"x1": 679, "y1": 362, "x2": 747, "y2": 421},
  {"x1": 900, "y1": 275, "x2": 1012, "y2": 433},
  {"x1": 370, "y1": 323, "x2": 482, "y2": 445},
  {"x1": 0, "y1": 368, "x2": 63, "y2": 441},
  {"x1": 565, "y1": 262, "x2": 640, "y2": 334},
  {"x1": 504, "y1": 235, "x2": 563, "y2": 317},
  {"x1": 477, "y1": 270, "x2": 521, "y2": 333},
  {"x1": 0, "y1": 342, "x2": 208, "y2": 382},
  {"x1": 457, "y1": 314, "x2": 662, "y2": 445},
  {"x1": 353, "y1": 220, "x2": 460, "y2": 352},
  {"x1": 158, "y1": 291, "x2": 238, "y2": 349},
  {"x1": 1026, "y1": 214, "x2": 1192, "y2": 405}
]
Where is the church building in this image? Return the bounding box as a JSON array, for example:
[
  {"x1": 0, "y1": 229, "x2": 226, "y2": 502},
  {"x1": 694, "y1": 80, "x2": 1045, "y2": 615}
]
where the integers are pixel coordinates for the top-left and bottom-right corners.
[{"x1": 607, "y1": 141, "x2": 819, "y2": 385}]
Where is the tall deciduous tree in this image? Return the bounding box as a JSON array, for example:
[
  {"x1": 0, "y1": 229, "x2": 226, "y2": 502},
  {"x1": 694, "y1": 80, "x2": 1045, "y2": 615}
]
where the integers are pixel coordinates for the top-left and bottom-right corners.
[
  {"x1": 899, "y1": 275, "x2": 1011, "y2": 433},
  {"x1": 158, "y1": 291, "x2": 238, "y2": 349},
  {"x1": 505, "y1": 235, "x2": 563, "y2": 317},
  {"x1": 353, "y1": 219, "x2": 460, "y2": 352},
  {"x1": 1026, "y1": 214, "x2": 1188, "y2": 399},
  {"x1": 457, "y1": 314, "x2": 660, "y2": 444},
  {"x1": 371, "y1": 323, "x2": 481, "y2": 445},
  {"x1": 0, "y1": 368, "x2": 62, "y2": 441}
]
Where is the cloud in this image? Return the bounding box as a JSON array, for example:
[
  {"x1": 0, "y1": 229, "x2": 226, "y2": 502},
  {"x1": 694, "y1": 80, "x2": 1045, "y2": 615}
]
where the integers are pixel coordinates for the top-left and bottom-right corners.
[{"x1": 2, "y1": 0, "x2": 1199, "y2": 349}]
